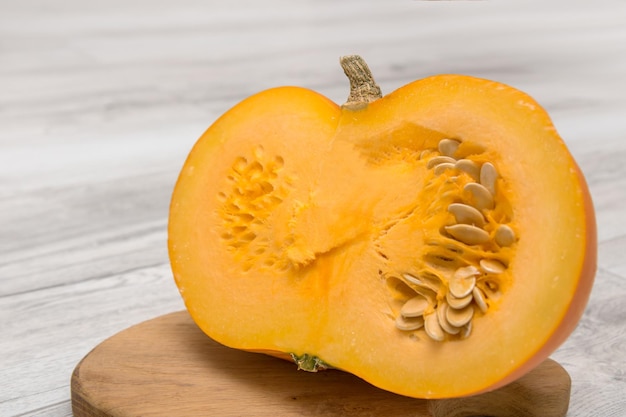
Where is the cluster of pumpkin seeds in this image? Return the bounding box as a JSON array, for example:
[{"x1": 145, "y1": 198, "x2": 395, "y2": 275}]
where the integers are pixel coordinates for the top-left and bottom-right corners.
[{"x1": 394, "y1": 138, "x2": 517, "y2": 341}]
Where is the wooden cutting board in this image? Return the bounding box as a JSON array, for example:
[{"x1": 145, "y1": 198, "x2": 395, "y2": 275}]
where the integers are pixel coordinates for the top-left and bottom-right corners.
[{"x1": 71, "y1": 311, "x2": 571, "y2": 417}]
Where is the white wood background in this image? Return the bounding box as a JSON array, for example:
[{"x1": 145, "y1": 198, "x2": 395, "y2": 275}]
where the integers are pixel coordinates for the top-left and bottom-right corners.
[{"x1": 1, "y1": 1, "x2": 625, "y2": 416}]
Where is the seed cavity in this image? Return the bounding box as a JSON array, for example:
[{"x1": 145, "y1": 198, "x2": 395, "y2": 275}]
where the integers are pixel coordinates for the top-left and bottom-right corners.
[
  {"x1": 390, "y1": 137, "x2": 516, "y2": 341},
  {"x1": 219, "y1": 148, "x2": 290, "y2": 271}
]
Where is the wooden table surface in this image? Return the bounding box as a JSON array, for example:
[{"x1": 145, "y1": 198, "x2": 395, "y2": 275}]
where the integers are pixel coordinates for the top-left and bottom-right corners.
[{"x1": 1, "y1": 1, "x2": 625, "y2": 416}]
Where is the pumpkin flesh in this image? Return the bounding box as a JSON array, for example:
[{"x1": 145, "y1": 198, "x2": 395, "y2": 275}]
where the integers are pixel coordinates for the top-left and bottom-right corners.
[{"x1": 168, "y1": 73, "x2": 596, "y2": 399}]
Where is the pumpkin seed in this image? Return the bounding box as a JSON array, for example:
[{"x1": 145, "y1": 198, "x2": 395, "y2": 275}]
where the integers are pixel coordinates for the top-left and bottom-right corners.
[
  {"x1": 455, "y1": 265, "x2": 480, "y2": 279},
  {"x1": 472, "y1": 286, "x2": 488, "y2": 313},
  {"x1": 403, "y1": 273, "x2": 440, "y2": 293},
  {"x1": 412, "y1": 289, "x2": 438, "y2": 306},
  {"x1": 455, "y1": 159, "x2": 480, "y2": 180},
  {"x1": 446, "y1": 304, "x2": 474, "y2": 327},
  {"x1": 480, "y1": 162, "x2": 498, "y2": 195},
  {"x1": 427, "y1": 156, "x2": 456, "y2": 169},
  {"x1": 449, "y1": 276, "x2": 476, "y2": 299},
  {"x1": 448, "y1": 203, "x2": 486, "y2": 227},
  {"x1": 424, "y1": 312, "x2": 445, "y2": 341},
  {"x1": 400, "y1": 296, "x2": 429, "y2": 318},
  {"x1": 464, "y1": 182, "x2": 495, "y2": 210},
  {"x1": 434, "y1": 162, "x2": 456, "y2": 176},
  {"x1": 437, "y1": 302, "x2": 461, "y2": 335},
  {"x1": 438, "y1": 139, "x2": 461, "y2": 157},
  {"x1": 462, "y1": 321, "x2": 472, "y2": 338},
  {"x1": 480, "y1": 258, "x2": 506, "y2": 274},
  {"x1": 495, "y1": 224, "x2": 516, "y2": 247},
  {"x1": 395, "y1": 315, "x2": 425, "y2": 331},
  {"x1": 445, "y1": 224, "x2": 490, "y2": 245},
  {"x1": 449, "y1": 266, "x2": 479, "y2": 298},
  {"x1": 446, "y1": 291, "x2": 473, "y2": 309},
  {"x1": 402, "y1": 274, "x2": 438, "y2": 304}
]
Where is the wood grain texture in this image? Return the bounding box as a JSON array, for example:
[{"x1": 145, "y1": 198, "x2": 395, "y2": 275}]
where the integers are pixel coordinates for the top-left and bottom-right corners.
[
  {"x1": 428, "y1": 359, "x2": 570, "y2": 417},
  {"x1": 71, "y1": 311, "x2": 427, "y2": 417},
  {"x1": 1, "y1": 0, "x2": 625, "y2": 416},
  {"x1": 71, "y1": 311, "x2": 570, "y2": 417}
]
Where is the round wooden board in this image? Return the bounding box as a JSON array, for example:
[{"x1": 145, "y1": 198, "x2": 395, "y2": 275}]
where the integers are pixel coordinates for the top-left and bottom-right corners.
[
  {"x1": 71, "y1": 311, "x2": 571, "y2": 417},
  {"x1": 71, "y1": 311, "x2": 430, "y2": 417}
]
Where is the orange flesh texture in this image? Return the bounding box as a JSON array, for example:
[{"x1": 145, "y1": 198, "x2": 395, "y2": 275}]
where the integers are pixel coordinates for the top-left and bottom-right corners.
[
  {"x1": 169, "y1": 87, "x2": 342, "y2": 351},
  {"x1": 168, "y1": 76, "x2": 596, "y2": 399}
]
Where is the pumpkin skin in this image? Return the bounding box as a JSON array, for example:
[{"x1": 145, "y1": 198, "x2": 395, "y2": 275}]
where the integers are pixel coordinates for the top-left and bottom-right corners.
[{"x1": 168, "y1": 58, "x2": 596, "y2": 399}]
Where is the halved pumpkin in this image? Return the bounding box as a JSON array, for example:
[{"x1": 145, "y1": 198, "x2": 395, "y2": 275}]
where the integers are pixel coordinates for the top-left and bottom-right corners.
[{"x1": 168, "y1": 56, "x2": 596, "y2": 399}]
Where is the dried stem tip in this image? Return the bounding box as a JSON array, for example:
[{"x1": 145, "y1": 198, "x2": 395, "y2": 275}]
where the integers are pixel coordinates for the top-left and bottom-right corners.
[{"x1": 340, "y1": 55, "x2": 383, "y2": 108}]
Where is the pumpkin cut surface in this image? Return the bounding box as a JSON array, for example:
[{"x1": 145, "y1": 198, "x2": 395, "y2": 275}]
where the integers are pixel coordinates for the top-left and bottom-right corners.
[{"x1": 168, "y1": 56, "x2": 596, "y2": 399}]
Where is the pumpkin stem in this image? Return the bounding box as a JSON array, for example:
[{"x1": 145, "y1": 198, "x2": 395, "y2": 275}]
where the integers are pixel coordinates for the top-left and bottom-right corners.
[
  {"x1": 290, "y1": 353, "x2": 331, "y2": 372},
  {"x1": 340, "y1": 55, "x2": 383, "y2": 108}
]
